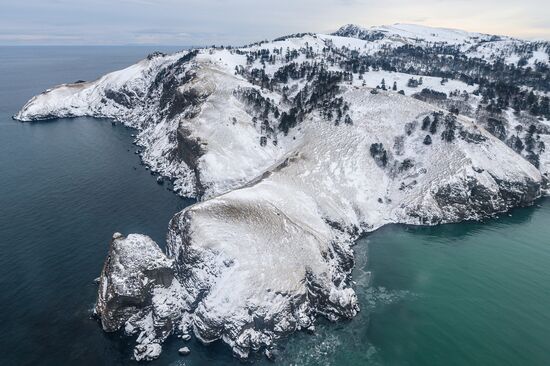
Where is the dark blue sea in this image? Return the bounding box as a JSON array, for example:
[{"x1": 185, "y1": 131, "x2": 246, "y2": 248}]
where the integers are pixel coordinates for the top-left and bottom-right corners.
[{"x1": 1, "y1": 46, "x2": 549, "y2": 366}]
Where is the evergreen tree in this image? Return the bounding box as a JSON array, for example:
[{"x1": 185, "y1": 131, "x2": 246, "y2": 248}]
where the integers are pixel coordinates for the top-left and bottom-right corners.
[
  {"x1": 370, "y1": 143, "x2": 388, "y2": 167},
  {"x1": 429, "y1": 117, "x2": 438, "y2": 134},
  {"x1": 421, "y1": 116, "x2": 431, "y2": 130}
]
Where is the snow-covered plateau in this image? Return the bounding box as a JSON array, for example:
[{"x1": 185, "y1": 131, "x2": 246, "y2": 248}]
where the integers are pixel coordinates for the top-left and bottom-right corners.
[{"x1": 15, "y1": 23, "x2": 550, "y2": 361}]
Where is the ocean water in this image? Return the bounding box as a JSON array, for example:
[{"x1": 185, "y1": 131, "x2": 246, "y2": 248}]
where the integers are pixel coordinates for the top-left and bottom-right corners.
[
  {"x1": 1, "y1": 46, "x2": 549, "y2": 366},
  {"x1": 276, "y1": 201, "x2": 550, "y2": 366}
]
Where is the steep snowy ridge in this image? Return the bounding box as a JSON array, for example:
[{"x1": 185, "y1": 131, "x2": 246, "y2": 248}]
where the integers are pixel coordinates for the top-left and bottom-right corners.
[{"x1": 14, "y1": 24, "x2": 550, "y2": 361}]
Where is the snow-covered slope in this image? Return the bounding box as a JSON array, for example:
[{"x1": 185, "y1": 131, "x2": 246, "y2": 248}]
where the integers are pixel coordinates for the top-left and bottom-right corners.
[
  {"x1": 333, "y1": 23, "x2": 550, "y2": 66},
  {"x1": 14, "y1": 24, "x2": 550, "y2": 361}
]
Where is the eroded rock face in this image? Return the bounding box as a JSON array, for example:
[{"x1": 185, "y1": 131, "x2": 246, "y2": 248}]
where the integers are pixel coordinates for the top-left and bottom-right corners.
[
  {"x1": 95, "y1": 233, "x2": 187, "y2": 361},
  {"x1": 430, "y1": 175, "x2": 541, "y2": 222}
]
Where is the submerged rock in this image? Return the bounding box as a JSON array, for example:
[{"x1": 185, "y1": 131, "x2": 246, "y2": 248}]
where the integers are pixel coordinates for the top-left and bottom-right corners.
[
  {"x1": 134, "y1": 343, "x2": 162, "y2": 361},
  {"x1": 178, "y1": 347, "x2": 190, "y2": 356}
]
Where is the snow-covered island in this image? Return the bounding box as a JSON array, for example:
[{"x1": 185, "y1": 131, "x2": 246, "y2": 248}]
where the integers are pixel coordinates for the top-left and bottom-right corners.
[{"x1": 15, "y1": 23, "x2": 550, "y2": 361}]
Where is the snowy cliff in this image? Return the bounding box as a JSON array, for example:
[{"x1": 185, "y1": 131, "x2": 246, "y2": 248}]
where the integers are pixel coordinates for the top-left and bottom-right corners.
[{"x1": 15, "y1": 23, "x2": 550, "y2": 361}]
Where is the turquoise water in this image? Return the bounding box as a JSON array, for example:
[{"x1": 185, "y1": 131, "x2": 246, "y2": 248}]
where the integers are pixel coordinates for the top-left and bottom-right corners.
[
  {"x1": 276, "y1": 201, "x2": 550, "y2": 366},
  {"x1": 1, "y1": 47, "x2": 549, "y2": 365},
  {"x1": 365, "y1": 208, "x2": 550, "y2": 366}
]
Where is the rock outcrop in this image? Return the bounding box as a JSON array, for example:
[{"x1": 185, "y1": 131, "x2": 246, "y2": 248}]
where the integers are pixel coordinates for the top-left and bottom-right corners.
[{"x1": 95, "y1": 233, "x2": 186, "y2": 361}]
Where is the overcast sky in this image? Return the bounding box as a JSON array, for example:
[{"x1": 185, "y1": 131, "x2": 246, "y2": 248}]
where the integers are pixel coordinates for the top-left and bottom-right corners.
[{"x1": 1, "y1": 0, "x2": 549, "y2": 45}]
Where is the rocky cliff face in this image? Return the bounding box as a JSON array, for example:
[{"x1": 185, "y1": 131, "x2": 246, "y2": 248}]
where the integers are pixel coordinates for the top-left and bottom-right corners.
[
  {"x1": 16, "y1": 24, "x2": 549, "y2": 361},
  {"x1": 94, "y1": 233, "x2": 188, "y2": 361}
]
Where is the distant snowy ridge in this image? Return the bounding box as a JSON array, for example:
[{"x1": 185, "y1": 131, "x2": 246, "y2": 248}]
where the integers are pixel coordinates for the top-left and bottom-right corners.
[
  {"x1": 333, "y1": 23, "x2": 550, "y2": 66},
  {"x1": 15, "y1": 24, "x2": 550, "y2": 361},
  {"x1": 335, "y1": 23, "x2": 505, "y2": 44}
]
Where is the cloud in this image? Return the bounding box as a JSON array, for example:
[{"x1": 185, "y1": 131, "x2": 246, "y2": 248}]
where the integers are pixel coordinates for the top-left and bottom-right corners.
[
  {"x1": 0, "y1": 0, "x2": 548, "y2": 45},
  {"x1": 119, "y1": 0, "x2": 156, "y2": 5},
  {"x1": 0, "y1": 34, "x2": 83, "y2": 42}
]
